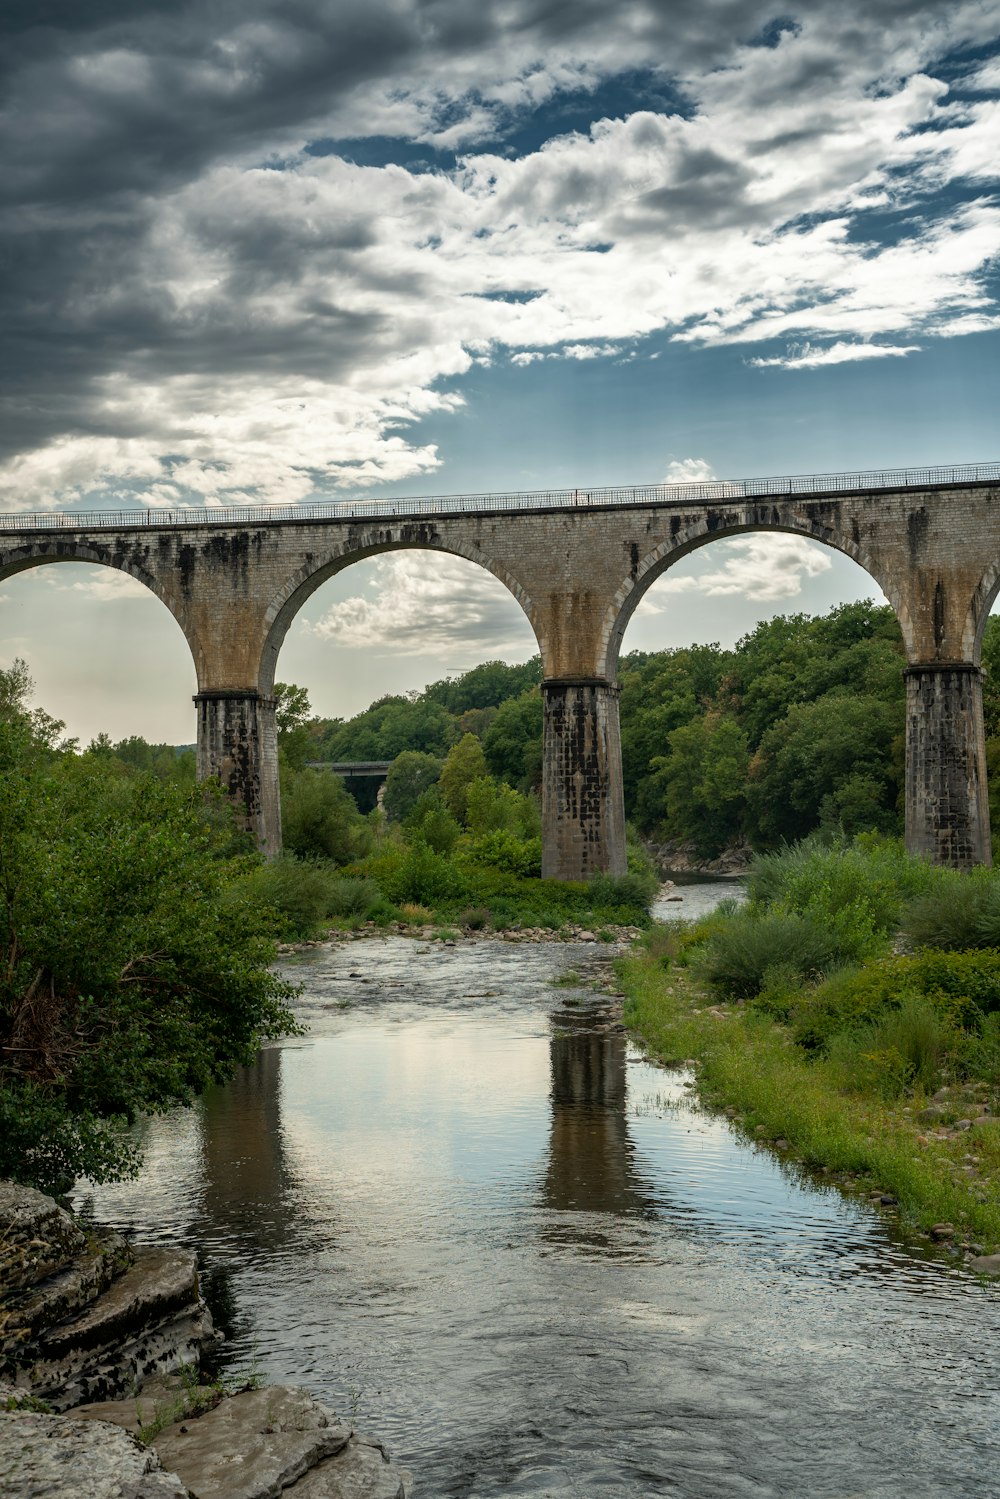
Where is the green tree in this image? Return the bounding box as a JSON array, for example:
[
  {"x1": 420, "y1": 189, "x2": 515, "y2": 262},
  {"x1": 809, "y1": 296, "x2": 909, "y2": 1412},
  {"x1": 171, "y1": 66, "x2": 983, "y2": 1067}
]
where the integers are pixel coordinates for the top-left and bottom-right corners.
[
  {"x1": 649, "y1": 713, "x2": 750, "y2": 856},
  {"x1": 0, "y1": 663, "x2": 296, "y2": 1192},
  {"x1": 483, "y1": 688, "x2": 543, "y2": 791},
  {"x1": 281, "y1": 767, "x2": 372, "y2": 862},
  {"x1": 383, "y1": 751, "x2": 443, "y2": 822},
  {"x1": 747, "y1": 691, "x2": 902, "y2": 846},
  {"x1": 438, "y1": 733, "x2": 490, "y2": 823}
]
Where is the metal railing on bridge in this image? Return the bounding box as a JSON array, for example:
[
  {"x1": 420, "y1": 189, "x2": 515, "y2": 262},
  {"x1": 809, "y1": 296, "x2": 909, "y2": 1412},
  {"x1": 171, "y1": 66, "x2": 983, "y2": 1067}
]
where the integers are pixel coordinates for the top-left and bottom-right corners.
[{"x1": 3, "y1": 460, "x2": 999, "y2": 532}]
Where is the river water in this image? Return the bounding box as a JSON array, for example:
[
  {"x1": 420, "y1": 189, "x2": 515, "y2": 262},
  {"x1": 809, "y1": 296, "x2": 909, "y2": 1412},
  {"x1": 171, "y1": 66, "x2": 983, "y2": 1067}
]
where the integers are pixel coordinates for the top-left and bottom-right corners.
[{"x1": 74, "y1": 884, "x2": 1000, "y2": 1497}]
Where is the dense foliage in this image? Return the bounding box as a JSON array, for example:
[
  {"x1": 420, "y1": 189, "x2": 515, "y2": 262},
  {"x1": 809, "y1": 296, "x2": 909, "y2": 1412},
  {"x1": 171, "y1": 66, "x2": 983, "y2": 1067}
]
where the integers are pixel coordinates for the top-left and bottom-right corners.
[
  {"x1": 675, "y1": 837, "x2": 1000, "y2": 1101},
  {"x1": 293, "y1": 600, "x2": 962, "y2": 856},
  {"x1": 0, "y1": 663, "x2": 296, "y2": 1192}
]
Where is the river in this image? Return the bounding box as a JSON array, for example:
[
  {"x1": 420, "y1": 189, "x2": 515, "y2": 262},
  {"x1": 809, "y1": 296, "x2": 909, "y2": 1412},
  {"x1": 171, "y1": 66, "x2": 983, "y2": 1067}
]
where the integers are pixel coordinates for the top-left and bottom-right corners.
[{"x1": 74, "y1": 883, "x2": 1000, "y2": 1497}]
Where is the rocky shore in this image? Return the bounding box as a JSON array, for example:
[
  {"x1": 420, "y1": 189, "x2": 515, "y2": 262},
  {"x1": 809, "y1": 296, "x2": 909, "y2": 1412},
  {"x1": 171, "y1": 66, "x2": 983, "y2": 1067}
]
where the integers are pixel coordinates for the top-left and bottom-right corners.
[{"x1": 0, "y1": 1182, "x2": 410, "y2": 1498}]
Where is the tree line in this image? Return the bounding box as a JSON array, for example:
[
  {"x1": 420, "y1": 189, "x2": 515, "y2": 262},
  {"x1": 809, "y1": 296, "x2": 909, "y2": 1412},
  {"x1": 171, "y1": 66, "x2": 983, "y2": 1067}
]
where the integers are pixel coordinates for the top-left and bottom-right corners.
[{"x1": 292, "y1": 599, "x2": 1000, "y2": 856}]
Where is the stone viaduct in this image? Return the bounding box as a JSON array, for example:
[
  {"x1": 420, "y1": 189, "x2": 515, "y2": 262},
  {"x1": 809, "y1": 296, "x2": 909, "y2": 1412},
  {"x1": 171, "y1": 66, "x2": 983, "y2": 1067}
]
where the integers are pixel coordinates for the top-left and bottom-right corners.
[{"x1": 2, "y1": 462, "x2": 999, "y2": 877}]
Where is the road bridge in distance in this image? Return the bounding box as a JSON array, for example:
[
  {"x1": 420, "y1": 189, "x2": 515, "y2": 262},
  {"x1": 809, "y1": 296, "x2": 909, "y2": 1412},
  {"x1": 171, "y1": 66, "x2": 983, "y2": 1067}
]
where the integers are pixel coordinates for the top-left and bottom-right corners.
[{"x1": 3, "y1": 460, "x2": 999, "y2": 876}]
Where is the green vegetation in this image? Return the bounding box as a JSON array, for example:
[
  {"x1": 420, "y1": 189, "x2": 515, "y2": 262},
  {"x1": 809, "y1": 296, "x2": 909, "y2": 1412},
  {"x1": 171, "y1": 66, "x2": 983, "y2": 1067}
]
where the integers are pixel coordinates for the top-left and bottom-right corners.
[
  {"x1": 0, "y1": 661, "x2": 297, "y2": 1194},
  {"x1": 621, "y1": 837, "x2": 1000, "y2": 1250},
  {"x1": 292, "y1": 600, "x2": 971, "y2": 856}
]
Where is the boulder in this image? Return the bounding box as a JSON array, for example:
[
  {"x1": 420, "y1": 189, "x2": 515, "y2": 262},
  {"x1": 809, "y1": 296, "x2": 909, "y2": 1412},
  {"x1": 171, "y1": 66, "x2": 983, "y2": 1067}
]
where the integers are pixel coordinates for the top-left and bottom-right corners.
[
  {"x1": 0, "y1": 1182, "x2": 86, "y2": 1297},
  {"x1": 16, "y1": 1247, "x2": 216, "y2": 1411},
  {"x1": 1, "y1": 1227, "x2": 131, "y2": 1360},
  {"x1": 151, "y1": 1385, "x2": 351, "y2": 1499},
  {"x1": 970, "y1": 1253, "x2": 1000, "y2": 1275},
  {"x1": 292, "y1": 1433, "x2": 410, "y2": 1497}
]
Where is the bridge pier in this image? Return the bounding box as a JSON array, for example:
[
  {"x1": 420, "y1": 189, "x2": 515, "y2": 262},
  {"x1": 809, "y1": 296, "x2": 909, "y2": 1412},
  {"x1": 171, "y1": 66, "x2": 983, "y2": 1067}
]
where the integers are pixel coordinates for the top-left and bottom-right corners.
[
  {"x1": 194, "y1": 690, "x2": 281, "y2": 857},
  {"x1": 541, "y1": 678, "x2": 627, "y2": 880},
  {"x1": 903, "y1": 663, "x2": 992, "y2": 869}
]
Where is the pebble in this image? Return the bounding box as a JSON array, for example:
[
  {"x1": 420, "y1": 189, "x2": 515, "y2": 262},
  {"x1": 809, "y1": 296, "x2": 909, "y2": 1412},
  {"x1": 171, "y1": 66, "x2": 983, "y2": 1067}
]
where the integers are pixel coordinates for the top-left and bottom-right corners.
[{"x1": 929, "y1": 1222, "x2": 955, "y2": 1240}]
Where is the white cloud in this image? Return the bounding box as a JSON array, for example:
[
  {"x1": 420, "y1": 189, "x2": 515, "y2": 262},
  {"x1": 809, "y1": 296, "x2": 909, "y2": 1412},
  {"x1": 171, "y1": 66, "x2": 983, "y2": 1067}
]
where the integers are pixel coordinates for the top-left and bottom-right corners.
[
  {"x1": 305, "y1": 551, "x2": 535, "y2": 655},
  {"x1": 44, "y1": 567, "x2": 153, "y2": 601},
  {"x1": 749, "y1": 340, "x2": 922, "y2": 369},
  {"x1": 1, "y1": 4, "x2": 998, "y2": 513},
  {"x1": 640, "y1": 535, "x2": 834, "y2": 606},
  {"x1": 663, "y1": 458, "x2": 716, "y2": 483}
]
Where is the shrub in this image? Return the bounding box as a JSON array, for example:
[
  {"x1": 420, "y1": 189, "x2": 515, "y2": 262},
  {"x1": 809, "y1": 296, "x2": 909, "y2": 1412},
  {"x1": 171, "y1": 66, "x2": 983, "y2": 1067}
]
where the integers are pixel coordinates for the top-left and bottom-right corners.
[
  {"x1": 694, "y1": 909, "x2": 844, "y2": 1000},
  {"x1": 588, "y1": 870, "x2": 658, "y2": 916},
  {"x1": 244, "y1": 856, "x2": 345, "y2": 938},
  {"x1": 325, "y1": 877, "x2": 382, "y2": 918},
  {"x1": 787, "y1": 947, "x2": 1000, "y2": 1051},
  {"x1": 468, "y1": 829, "x2": 542, "y2": 876},
  {"x1": 901, "y1": 867, "x2": 1000, "y2": 950},
  {"x1": 823, "y1": 998, "x2": 958, "y2": 1099},
  {"x1": 747, "y1": 835, "x2": 939, "y2": 960},
  {"x1": 376, "y1": 843, "x2": 469, "y2": 906},
  {"x1": 460, "y1": 906, "x2": 491, "y2": 930},
  {"x1": 282, "y1": 768, "x2": 372, "y2": 863}
]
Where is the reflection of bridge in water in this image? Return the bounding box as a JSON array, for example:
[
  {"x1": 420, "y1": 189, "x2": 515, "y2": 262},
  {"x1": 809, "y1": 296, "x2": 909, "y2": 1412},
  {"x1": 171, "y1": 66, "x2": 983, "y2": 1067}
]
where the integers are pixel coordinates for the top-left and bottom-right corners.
[{"x1": 3, "y1": 461, "x2": 999, "y2": 874}]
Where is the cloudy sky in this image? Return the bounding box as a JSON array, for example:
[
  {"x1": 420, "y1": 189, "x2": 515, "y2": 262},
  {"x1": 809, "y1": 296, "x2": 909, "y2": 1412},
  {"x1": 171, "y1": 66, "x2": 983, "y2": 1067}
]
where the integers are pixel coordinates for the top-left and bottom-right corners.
[{"x1": 2, "y1": 1, "x2": 999, "y2": 741}]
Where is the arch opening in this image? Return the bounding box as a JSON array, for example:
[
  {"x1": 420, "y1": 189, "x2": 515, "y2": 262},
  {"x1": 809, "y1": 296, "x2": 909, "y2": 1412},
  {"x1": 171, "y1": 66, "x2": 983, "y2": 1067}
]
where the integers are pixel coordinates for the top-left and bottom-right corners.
[
  {"x1": 604, "y1": 521, "x2": 911, "y2": 679},
  {"x1": 263, "y1": 543, "x2": 541, "y2": 707},
  {"x1": 0, "y1": 557, "x2": 198, "y2": 747},
  {"x1": 265, "y1": 545, "x2": 543, "y2": 818},
  {"x1": 612, "y1": 530, "x2": 907, "y2": 859}
]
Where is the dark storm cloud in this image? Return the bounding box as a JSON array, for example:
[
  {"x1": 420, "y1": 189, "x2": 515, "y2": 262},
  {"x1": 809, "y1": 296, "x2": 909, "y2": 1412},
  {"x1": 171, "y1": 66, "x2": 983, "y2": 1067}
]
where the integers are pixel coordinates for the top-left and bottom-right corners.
[{"x1": 0, "y1": 0, "x2": 996, "y2": 508}]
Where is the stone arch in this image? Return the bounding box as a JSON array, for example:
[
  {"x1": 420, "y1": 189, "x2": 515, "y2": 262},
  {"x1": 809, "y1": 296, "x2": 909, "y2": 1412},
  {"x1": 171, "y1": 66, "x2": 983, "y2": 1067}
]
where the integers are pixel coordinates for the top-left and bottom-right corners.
[
  {"x1": 599, "y1": 514, "x2": 915, "y2": 679},
  {"x1": 0, "y1": 541, "x2": 199, "y2": 737},
  {"x1": 257, "y1": 535, "x2": 541, "y2": 696},
  {"x1": 968, "y1": 559, "x2": 1000, "y2": 662},
  {"x1": 0, "y1": 538, "x2": 169, "y2": 601}
]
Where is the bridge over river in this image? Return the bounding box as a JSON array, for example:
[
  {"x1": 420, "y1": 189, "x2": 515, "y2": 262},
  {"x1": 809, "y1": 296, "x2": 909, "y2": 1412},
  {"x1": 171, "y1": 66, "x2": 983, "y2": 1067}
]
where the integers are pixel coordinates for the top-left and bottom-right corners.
[{"x1": 4, "y1": 460, "x2": 1000, "y2": 876}]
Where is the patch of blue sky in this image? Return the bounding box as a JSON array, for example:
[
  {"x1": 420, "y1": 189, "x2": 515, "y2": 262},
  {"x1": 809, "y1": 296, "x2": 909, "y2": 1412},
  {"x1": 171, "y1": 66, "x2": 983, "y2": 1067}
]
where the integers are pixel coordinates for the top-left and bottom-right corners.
[
  {"x1": 304, "y1": 66, "x2": 693, "y2": 176},
  {"x1": 334, "y1": 323, "x2": 1000, "y2": 503}
]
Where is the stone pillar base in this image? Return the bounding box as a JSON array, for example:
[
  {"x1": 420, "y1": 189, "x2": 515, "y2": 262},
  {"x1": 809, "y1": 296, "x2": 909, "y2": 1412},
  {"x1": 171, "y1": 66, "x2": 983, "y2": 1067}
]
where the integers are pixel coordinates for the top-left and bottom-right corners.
[
  {"x1": 904, "y1": 662, "x2": 991, "y2": 869},
  {"x1": 194, "y1": 690, "x2": 280, "y2": 857},
  {"x1": 541, "y1": 677, "x2": 627, "y2": 881}
]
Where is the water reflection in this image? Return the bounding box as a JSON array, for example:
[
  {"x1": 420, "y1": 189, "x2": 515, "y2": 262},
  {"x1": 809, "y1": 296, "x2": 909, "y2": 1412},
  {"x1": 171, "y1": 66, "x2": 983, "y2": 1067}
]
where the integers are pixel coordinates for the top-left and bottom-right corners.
[
  {"x1": 72, "y1": 924, "x2": 1000, "y2": 1499},
  {"x1": 542, "y1": 1025, "x2": 657, "y2": 1233}
]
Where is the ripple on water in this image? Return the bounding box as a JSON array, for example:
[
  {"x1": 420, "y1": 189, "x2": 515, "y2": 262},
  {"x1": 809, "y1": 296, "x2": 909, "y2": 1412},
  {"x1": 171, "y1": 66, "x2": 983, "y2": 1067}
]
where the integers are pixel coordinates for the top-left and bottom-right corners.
[{"x1": 74, "y1": 922, "x2": 1000, "y2": 1498}]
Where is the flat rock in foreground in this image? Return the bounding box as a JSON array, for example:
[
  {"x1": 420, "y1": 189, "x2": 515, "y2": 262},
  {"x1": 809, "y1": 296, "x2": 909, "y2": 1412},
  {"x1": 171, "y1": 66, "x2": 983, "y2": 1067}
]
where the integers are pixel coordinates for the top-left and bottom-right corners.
[
  {"x1": 0, "y1": 1410, "x2": 189, "y2": 1499},
  {"x1": 147, "y1": 1385, "x2": 352, "y2": 1499}
]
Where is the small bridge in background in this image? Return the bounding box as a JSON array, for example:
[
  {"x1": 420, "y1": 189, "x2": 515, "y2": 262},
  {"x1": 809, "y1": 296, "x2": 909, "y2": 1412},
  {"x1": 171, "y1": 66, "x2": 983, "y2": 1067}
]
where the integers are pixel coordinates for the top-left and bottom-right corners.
[{"x1": 3, "y1": 460, "x2": 1000, "y2": 876}]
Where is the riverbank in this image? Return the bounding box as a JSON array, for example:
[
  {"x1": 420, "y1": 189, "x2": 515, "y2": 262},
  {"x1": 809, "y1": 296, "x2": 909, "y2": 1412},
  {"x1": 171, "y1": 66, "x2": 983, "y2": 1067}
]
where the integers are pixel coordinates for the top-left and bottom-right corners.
[{"x1": 618, "y1": 944, "x2": 1000, "y2": 1264}]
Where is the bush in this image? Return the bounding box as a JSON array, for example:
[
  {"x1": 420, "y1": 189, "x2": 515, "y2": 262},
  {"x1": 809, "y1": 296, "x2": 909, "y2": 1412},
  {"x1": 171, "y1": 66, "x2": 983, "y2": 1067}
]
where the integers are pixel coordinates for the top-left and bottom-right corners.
[
  {"x1": 375, "y1": 843, "x2": 469, "y2": 906},
  {"x1": 747, "y1": 835, "x2": 939, "y2": 961},
  {"x1": 282, "y1": 768, "x2": 372, "y2": 863},
  {"x1": 787, "y1": 947, "x2": 1000, "y2": 1051},
  {"x1": 242, "y1": 856, "x2": 342, "y2": 938},
  {"x1": 0, "y1": 673, "x2": 296, "y2": 1191},
  {"x1": 824, "y1": 998, "x2": 959, "y2": 1099},
  {"x1": 325, "y1": 876, "x2": 382, "y2": 918},
  {"x1": 901, "y1": 867, "x2": 1000, "y2": 950},
  {"x1": 468, "y1": 829, "x2": 542, "y2": 876},
  {"x1": 694, "y1": 909, "x2": 844, "y2": 1000},
  {"x1": 588, "y1": 870, "x2": 658, "y2": 917}
]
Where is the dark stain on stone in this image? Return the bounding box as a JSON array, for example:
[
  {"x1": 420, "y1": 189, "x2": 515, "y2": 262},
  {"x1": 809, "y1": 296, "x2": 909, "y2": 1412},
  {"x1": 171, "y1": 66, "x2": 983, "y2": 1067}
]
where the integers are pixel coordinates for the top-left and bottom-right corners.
[
  {"x1": 629, "y1": 542, "x2": 640, "y2": 580},
  {"x1": 934, "y1": 580, "x2": 946, "y2": 651},
  {"x1": 177, "y1": 545, "x2": 197, "y2": 597},
  {"x1": 907, "y1": 508, "x2": 929, "y2": 560}
]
